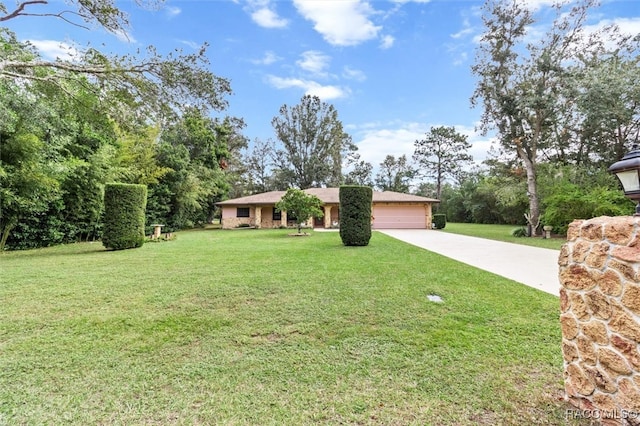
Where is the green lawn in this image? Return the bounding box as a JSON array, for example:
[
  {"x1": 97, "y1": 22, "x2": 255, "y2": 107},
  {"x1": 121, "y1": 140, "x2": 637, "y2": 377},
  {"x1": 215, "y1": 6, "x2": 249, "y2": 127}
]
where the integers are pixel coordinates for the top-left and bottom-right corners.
[
  {"x1": 1, "y1": 229, "x2": 581, "y2": 425},
  {"x1": 443, "y1": 223, "x2": 566, "y2": 250}
]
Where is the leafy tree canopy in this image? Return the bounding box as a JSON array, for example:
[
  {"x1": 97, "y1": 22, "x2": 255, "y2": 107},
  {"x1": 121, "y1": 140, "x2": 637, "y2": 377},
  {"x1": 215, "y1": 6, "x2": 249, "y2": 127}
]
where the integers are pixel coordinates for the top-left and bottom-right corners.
[
  {"x1": 374, "y1": 154, "x2": 415, "y2": 193},
  {"x1": 470, "y1": 0, "x2": 639, "y2": 235},
  {"x1": 274, "y1": 188, "x2": 324, "y2": 234},
  {"x1": 0, "y1": 1, "x2": 232, "y2": 126},
  {"x1": 413, "y1": 126, "x2": 472, "y2": 200},
  {"x1": 271, "y1": 95, "x2": 355, "y2": 189}
]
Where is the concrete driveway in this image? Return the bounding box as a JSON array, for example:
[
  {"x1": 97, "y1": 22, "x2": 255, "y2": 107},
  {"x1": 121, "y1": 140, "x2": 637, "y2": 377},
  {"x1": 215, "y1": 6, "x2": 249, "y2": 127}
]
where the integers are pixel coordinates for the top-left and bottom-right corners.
[{"x1": 378, "y1": 229, "x2": 561, "y2": 297}]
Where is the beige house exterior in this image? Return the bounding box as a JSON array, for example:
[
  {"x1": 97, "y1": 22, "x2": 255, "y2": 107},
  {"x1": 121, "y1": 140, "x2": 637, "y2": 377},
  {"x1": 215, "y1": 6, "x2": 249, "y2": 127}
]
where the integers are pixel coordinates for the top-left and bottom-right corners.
[{"x1": 216, "y1": 188, "x2": 439, "y2": 230}]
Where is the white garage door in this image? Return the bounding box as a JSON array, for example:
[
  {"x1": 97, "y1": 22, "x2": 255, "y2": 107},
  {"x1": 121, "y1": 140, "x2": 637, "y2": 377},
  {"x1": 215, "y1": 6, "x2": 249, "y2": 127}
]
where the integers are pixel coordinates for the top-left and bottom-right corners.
[{"x1": 372, "y1": 205, "x2": 426, "y2": 229}]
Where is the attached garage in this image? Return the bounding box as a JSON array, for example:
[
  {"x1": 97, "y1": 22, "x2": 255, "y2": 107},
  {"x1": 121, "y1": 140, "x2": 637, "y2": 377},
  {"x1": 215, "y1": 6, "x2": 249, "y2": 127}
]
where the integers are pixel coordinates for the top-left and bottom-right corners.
[{"x1": 372, "y1": 204, "x2": 429, "y2": 229}]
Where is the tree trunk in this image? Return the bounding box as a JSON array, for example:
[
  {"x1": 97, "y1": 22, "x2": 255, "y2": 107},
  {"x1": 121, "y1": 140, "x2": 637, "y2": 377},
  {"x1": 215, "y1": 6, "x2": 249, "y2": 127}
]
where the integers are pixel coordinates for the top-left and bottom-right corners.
[
  {"x1": 0, "y1": 222, "x2": 16, "y2": 252},
  {"x1": 523, "y1": 158, "x2": 541, "y2": 236},
  {"x1": 515, "y1": 139, "x2": 541, "y2": 236}
]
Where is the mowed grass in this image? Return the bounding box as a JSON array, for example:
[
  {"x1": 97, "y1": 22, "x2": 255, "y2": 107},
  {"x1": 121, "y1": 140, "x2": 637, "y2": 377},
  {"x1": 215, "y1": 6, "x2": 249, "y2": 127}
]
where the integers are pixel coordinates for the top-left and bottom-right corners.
[
  {"x1": 1, "y1": 229, "x2": 580, "y2": 425},
  {"x1": 443, "y1": 222, "x2": 566, "y2": 250}
]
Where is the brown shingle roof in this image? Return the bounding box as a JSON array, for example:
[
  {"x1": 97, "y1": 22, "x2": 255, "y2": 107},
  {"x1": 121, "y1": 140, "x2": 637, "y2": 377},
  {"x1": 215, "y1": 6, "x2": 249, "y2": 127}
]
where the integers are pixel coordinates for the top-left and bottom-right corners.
[
  {"x1": 373, "y1": 191, "x2": 440, "y2": 203},
  {"x1": 216, "y1": 188, "x2": 439, "y2": 205}
]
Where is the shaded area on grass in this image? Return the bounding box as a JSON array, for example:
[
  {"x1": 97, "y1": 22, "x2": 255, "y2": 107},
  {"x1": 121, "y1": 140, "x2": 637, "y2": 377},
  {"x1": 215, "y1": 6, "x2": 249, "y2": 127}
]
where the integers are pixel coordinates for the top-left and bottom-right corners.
[{"x1": 0, "y1": 229, "x2": 585, "y2": 424}]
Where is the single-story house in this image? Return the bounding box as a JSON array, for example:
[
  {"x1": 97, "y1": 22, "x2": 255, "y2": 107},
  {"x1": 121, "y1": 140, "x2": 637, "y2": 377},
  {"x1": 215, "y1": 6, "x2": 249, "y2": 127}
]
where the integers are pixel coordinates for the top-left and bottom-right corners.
[{"x1": 215, "y1": 188, "x2": 440, "y2": 230}]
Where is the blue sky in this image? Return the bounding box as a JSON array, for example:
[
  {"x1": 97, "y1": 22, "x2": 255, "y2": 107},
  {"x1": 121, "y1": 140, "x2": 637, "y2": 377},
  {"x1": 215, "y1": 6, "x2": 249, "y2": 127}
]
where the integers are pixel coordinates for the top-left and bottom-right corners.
[{"x1": 6, "y1": 0, "x2": 640, "y2": 171}]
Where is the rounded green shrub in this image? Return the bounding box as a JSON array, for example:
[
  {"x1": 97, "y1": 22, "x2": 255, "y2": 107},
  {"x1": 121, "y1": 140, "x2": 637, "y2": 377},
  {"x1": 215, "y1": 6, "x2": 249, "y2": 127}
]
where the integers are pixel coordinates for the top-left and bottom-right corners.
[
  {"x1": 339, "y1": 186, "x2": 372, "y2": 246},
  {"x1": 511, "y1": 227, "x2": 528, "y2": 238},
  {"x1": 102, "y1": 183, "x2": 148, "y2": 250},
  {"x1": 433, "y1": 214, "x2": 447, "y2": 229}
]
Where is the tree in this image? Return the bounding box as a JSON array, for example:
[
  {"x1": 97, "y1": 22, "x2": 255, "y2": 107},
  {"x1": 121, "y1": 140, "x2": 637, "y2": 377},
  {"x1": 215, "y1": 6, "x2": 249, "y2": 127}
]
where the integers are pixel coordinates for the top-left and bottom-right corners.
[
  {"x1": 374, "y1": 154, "x2": 415, "y2": 193},
  {"x1": 221, "y1": 118, "x2": 251, "y2": 199},
  {"x1": 243, "y1": 138, "x2": 276, "y2": 194},
  {"x1": 0, "y1": 77, "x2": 67, "y2": 250},
  {"x1": 116, "y1": 125, "x2": 171, "y2": 186},
  {"x1": 343, "y1": 153, "x2": 373, "y2": 186},
  {"x1": 0, "y1": 131, "x2": 59, "y2": 250},
  {"x1": 576, "y1": 54, "x2": 640, "y2": 165},
  {"x1": 413, "y1": 126, "x2": 473, "y2": 200},
  {"x1": 271, "y1": 95, "x2": 354, "y2": 189},
  {"x1": 147, "y1": 109, "x2": 234, "y2": 229},
  {"x1": 274, "y1": 188, "x2": 324, "y2": 234},
  {"x1": 471, "y1": 0, "x2": 596, "y2": 235},
  {"x1": 0, "y1": 1, "x2": 231, "y2": 125}
]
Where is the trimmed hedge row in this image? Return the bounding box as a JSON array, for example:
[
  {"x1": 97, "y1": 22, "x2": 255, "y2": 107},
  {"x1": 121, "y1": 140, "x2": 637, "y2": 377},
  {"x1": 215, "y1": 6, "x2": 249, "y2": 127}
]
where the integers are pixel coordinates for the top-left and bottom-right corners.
[
  {"x1": 339, "y1": 185, "x2": 372, "y2": 246},
  {"x1": 102, "y1": 183, "x2": 147, "y2": 250}
]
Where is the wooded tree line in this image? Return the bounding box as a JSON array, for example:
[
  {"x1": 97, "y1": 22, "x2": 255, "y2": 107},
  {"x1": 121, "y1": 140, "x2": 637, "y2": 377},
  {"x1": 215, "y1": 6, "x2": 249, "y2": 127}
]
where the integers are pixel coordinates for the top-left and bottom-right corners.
[
  {"x1": 469, "y1": 0, "x2": 640, "y2": 235},
  {"x1": 241, "y1": 104, "x2": 473, "y2": 197},
  {"x1": 2, "y1": 0, "x2": 639, "y2": 250},
  {"x1": 0, "y1": 0, "x2": 240, "y2": 250}
]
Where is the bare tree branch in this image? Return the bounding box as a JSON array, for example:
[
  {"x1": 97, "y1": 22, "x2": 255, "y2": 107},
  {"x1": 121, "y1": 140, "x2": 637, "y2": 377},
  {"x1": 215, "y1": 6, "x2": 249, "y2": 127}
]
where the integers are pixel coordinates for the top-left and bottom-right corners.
[{"x1": 0, "y1": 0, "x2": 47, "y2": 22}]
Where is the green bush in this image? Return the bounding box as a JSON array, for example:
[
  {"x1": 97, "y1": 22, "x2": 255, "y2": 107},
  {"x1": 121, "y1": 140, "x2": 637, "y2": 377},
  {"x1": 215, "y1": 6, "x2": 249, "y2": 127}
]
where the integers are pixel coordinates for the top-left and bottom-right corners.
[
  {"x1": 511, "y1": 227, "x2": 528, "y2": 238},
  {"x1": 433, "y1": 214, "x2": 447, "y2": 229},
  {"x1": 339, "y1": 186, "x2": 372, "y2": 246},
  {"x1": 102, "y1": 183, "x2": 148, "y2": 250},
  {"x1": 541, "y1": 184, "x2": 633, "y2": 235}
]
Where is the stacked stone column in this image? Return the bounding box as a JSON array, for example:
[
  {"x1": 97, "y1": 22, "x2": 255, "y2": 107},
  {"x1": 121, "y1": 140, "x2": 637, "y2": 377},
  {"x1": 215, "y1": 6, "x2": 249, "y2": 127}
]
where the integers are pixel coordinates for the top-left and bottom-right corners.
[{"x1": 560, "y1": 216, "x2": 640, "y2": 424}]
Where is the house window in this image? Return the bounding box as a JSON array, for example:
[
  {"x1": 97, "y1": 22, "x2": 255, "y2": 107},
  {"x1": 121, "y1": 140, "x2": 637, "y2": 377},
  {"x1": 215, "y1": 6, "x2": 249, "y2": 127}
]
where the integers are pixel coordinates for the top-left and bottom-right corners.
[
  {"x1": 236, "y1": 207, "x2": 250, "y2": 218},
  {"x1": 272, "y1": 209, "x2": 281, "y2": 221}
]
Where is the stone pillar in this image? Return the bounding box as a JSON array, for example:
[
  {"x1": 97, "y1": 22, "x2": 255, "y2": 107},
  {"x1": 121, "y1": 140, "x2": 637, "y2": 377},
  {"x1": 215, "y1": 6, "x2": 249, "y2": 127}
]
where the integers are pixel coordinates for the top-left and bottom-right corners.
[
  {"x1": 324, "y1": 206, "x2": 332, "y2": 229},
  {"x1": 255, "y1": 207, "x2": 262, "y2": 229},
  {"x1": 560, "y1": 216, "x2": 640, "y2": 423},
  {"x1": 281, "y1": 211, "x2": 287, "y2": 228},
  {"x1": 425, "y1": 204, "x2": 433, "y2": 229}
]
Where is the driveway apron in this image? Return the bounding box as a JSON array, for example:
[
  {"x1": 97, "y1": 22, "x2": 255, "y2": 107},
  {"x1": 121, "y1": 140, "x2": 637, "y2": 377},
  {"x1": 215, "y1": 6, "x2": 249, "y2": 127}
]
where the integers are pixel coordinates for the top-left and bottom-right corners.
[{"x1": 378, "y1": 229, "x2": 561, "y2": 297}]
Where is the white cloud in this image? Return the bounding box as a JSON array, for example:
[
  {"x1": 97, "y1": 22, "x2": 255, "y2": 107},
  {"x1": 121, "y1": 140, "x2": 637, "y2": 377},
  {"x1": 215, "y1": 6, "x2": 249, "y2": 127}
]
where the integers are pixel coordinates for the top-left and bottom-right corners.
[
  {"x1": 390, "y1": 0, "x2": 431, "y2": 3},
  {"x1": 523, "y1": 16, "x2": 640, "y2": 56},
  {"x1": 307, "y1": 84, "x2": 349, "y2": 100},
  {"x1": 251, "y1": 7, "x2": 289, "y2": 28},
  {"x1": 612, "y1": 17, "x2": 640, "y2": 35},
  {"x1": 296, "y1": 50, "x2": 331, "y2": 75},
  {"x1": 584, "y1": 16, "x2": 640, "y2": 39},
  {"x1": 451, "y1": 18, "x2": 473, "y2": 39},
  {"x1": 380, "y1": 35, "x2": 395, "y2": 49},
  {"x1": 251, "y1": 50, "x2": 280, "y2": 65},
  {"x1": 28, "y1": 39, "x2": 80, "y2": 61},
  {"x1": 165, "y1": 6, "x2": 181, "y2": 18},
  {"x1": 521, "y1": 0, "x2": 556, "y2": 11},
  {"x1": 179, "y1": 40, "x2": 201, "y2": 50},
  {"x1": 113, "y1": 28, "x2": 136, "y2": 43},
  {"x1": 567, "y1": 17, "x2": 640, "y2": 55},
  {"x1": 355, "y1": 125, "x2": 423, "y2": 168},
  {"x1": 351, "y1": 121, "x2": 492, "y2": 173},
  {"x1": 449, "y1": 12, "x2": 478, "y2": 65},
  {"x1": 266, "y1": 75, "x2": 349, "y2": 100},
  {"x1": 342, "y1": 66, "x2": 366, "y2": 82},
  {"x1": 293, "y1": 0, "x2": 381, "y2": 46},
  {"x1": 452, "y1": 51, "x2": 468, "y2": 66},
  {"x1": 453, "y1": 124, "x2": 494, "y2": 165}
]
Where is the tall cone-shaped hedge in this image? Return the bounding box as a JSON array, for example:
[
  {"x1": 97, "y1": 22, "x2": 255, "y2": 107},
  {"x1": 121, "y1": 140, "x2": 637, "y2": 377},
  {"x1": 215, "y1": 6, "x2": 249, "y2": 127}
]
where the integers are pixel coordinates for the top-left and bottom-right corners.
[
  {"x1": 339, "y1": 185, "x2": 372, "y2": 246},
  {"x1": 102, "y1": 183, "x2": 147, "y2": 250}
]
